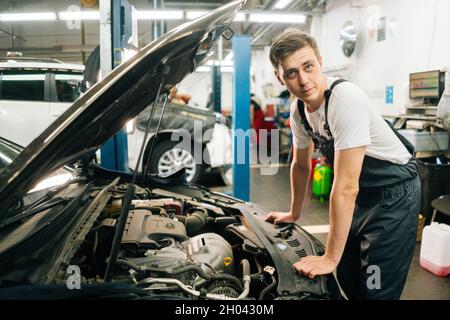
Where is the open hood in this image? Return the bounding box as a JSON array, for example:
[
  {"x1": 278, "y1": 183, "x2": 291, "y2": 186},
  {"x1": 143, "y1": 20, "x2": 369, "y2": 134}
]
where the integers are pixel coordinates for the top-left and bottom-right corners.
[{"x1": 0, "y1": 0, "x2": 245, "y2": 216}]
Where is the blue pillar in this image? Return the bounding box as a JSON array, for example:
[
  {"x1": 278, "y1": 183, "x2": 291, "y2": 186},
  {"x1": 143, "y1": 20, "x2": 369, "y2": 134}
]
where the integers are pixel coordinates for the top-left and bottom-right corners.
[
  {"x1": 232, "y1": 35, "x2": 250, "y2": 201},
  {"x1": 100, "y1": 0, "x2": 129, "y2": 171}
]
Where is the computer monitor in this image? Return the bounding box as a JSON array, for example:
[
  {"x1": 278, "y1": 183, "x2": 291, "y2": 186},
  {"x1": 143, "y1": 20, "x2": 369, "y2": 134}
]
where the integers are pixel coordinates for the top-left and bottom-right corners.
[{"x1": 409, "y1": 70, "x2": 445, "y2": 102}]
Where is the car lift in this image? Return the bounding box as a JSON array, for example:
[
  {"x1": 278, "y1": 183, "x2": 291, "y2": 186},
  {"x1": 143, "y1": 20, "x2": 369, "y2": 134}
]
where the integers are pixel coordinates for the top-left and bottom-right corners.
[
  {"x1": 99, "y1": 0, "x2": 135, "y2": 171},
  {"x1": 232, "y1": 35, "x2": 251, "y2": 201}
]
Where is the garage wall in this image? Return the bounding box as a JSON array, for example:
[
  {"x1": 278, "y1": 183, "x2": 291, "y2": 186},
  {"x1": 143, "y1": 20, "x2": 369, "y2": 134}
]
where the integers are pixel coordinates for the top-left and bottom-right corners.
[{"x1": 311, "y1": 0, "x2": 450, "y2": 116}]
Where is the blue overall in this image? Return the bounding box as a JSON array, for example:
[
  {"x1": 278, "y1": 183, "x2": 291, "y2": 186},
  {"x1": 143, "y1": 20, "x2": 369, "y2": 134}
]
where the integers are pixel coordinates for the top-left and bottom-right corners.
[{"x1": 297, "y1": 79, "x2": 421, "y2": 299}]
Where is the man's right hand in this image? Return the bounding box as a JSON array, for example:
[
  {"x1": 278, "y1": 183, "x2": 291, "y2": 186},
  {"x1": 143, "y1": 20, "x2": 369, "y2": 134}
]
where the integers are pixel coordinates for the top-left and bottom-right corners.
[{"x1": 265, "y1": 211, "x2": 298, "y2": 224}]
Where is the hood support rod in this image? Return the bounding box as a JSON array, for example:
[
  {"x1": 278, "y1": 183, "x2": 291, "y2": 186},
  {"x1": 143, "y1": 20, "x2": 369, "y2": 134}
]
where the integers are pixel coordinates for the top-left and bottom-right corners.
[{"x1": 104, "y1": 64, "x2": 170, "y2": 283}]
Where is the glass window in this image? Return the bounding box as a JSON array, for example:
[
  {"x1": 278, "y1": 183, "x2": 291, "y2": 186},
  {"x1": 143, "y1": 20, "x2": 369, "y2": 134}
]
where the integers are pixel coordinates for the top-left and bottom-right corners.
[
  {"x1": 0, "y1": 139, "x2": 21, "y2": 172},
  {"x1": 1, "y1": 71, "x2": 45, "y2": 101},
  {"x1": 55, "y1": 73, "x2": 83, "y2": 102}
]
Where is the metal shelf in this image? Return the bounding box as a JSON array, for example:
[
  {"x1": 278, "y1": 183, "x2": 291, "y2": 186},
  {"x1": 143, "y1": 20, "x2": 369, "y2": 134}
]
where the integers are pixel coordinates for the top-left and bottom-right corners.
[
  {"x1": 406, "y1": 106, "x2": 438, "y2": 110},
  {"x1": 398, "y1": 114, "x2": 436, "y2": 121}
]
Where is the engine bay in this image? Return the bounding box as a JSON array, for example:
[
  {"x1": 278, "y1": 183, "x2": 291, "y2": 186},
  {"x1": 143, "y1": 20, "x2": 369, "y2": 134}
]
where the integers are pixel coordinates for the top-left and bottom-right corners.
[{"x1": 56, "y1": 180, "x2": 339, "y2": 300}]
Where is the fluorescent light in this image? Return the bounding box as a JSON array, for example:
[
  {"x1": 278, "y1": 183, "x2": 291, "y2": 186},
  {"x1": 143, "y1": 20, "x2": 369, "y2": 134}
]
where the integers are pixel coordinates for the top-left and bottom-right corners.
[
  {"x1": 221, "y1": 66, "x2": 234, "y2": 73},
  {"x1": 196, "y1": 66, "x2": 211, "y2": 73},
  {"x1": 195, "y1": 66, "x2": 233, "y2": 73},
  {"x1": 0, "y1": 12, "x2": 56, "y2": 21},
  {"x1": 234, "y1": 13, "x2": 246, "y2": 22},
  {"x1": 249, "y1": 13, "x2": 306, "y2": 24},
  {"x1": 186, "y1": 11, "x2": 208, "y2": 20},
  {"x1": 58, "y1": 11, "x2": 99, "y2": 20},
  {"x1": 134, "y1": 10, "x2": 183, "y2": 20},
  {"x1": 274, "y1": 0, "x2": 294, "y2": 9},
  {"x1": 224, "y1": 51, "x2": 234, "y2": 61},
  {"x1": 206, "y1": 60, "x2": 233, "y2": 67}
]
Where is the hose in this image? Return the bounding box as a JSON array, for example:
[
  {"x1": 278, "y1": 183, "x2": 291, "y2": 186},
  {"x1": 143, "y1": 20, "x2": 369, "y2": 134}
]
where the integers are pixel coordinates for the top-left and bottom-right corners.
[
  {"x1": 116, "y1": 259, "x2": 144, "y2": 272},
  {"x1": 116, "y1": 261, "x2": 243, "y2": 292},
  {"x1": 258, "y1": 275, "x2": 277, "y2": 300},
  {"x1": 237, "y1": 259, "x2": 251, "y2": 300},
  {"x1": 159, "y1": 264, "x2": 244, "y2": 292},
  {"x1": 175, "y1": 209, "x2": 208, "y2": 235},
  {"x1": 136, "y1": 259, "x2": 251, "y2": 300}
]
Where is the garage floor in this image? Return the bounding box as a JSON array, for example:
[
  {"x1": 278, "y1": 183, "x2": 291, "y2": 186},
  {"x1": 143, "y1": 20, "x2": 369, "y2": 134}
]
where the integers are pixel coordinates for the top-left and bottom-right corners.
[{"x1": 207, "y1": 165, "x2": 450, "y2": 300}]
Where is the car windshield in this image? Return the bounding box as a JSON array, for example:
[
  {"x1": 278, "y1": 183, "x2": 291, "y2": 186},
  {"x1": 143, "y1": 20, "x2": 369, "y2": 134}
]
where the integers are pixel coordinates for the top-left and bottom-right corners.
[
  {"x1": 0, "y1": 137, "x2": 74, "y2": 193},
  {"x1": 0, "y1": 138, "x2": 21, "y2": 171}
]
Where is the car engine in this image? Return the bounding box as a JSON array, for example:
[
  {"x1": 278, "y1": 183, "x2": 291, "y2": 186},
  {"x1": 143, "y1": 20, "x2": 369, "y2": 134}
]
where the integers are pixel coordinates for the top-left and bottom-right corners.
[{"x1": 62, "y1": 184, "x2": 338, "y2": 300}]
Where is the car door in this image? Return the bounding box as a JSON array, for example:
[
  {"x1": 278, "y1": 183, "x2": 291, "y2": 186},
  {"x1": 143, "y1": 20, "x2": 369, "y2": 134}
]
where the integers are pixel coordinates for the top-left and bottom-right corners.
[
  {"x1": 0, "y1": 70, "x2": 50, "y2": 146},
  {"x1": 48, "y1": 72, "x2": 83, "y2": 123}
]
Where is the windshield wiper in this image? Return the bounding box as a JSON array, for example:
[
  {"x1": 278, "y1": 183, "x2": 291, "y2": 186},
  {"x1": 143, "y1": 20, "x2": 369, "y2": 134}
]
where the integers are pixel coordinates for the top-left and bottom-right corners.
[
  {"x1": 24, "y1": 177, "x2": 87, "y2": 211},
  {"x1": 1, "y1": 176, "x2": 88, "y2": 227},
  {"x1": 0, "y1": 196, "x2": 70, "y2": 231}
]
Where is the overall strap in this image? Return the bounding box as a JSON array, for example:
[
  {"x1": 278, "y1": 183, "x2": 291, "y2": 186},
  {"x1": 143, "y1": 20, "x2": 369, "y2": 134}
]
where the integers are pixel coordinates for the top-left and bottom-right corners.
[
  {"x1": 323, "y1": 79, "x2": 348, "y2": 137},
  {"x1": 297, "y1": 78, "x2": 348, "y2": 138},
  {"x1": 297, "y1": 99, "x2": 314, "y2": 135}
]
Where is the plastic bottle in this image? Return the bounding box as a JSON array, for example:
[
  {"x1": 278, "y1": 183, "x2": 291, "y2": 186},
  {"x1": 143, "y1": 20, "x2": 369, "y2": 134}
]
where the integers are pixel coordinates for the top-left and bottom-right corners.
[
  {"x1": 312, "y1": 163, "x2": 332, "y2": 198},
  {"x1": 420, "y1": 222, "x2": 450, "y2": 277}
]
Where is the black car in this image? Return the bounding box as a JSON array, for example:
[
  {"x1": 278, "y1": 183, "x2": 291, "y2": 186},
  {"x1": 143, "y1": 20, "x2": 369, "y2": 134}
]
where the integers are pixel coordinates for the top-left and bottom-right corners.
[{"x1": 0, "y1": 1, "x2": 341, "y2": 300}]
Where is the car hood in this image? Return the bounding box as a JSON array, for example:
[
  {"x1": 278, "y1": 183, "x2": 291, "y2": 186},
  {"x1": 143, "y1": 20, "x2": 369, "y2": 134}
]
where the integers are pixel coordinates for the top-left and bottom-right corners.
[{"x1": 0, "y1": 0, "x2": 245, "y2": 218}]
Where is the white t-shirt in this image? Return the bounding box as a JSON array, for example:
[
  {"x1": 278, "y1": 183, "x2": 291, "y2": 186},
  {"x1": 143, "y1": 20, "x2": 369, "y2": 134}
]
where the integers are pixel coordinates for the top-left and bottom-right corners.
[{"x1": 290, "y1": 77, "x2": 411, "y2": 165}]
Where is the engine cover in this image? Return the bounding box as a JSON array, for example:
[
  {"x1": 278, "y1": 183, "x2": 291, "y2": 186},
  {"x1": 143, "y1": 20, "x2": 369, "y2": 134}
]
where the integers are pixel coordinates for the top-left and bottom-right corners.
[{"x1": 121, "y1": 210, "x2": 188, "y2": 249}]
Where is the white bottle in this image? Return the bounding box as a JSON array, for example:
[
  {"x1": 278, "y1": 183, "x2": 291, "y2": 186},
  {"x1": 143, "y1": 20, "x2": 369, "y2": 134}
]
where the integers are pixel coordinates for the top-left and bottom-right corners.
[{"x1": 420, "y1": 222, "x2": 450, "y2": 277}]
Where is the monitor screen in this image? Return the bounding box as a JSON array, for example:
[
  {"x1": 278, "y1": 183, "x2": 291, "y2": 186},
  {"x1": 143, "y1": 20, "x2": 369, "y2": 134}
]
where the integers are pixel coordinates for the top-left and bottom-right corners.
[{"x1": 409, "y1": 70, "x2": 442, "y2": 99}]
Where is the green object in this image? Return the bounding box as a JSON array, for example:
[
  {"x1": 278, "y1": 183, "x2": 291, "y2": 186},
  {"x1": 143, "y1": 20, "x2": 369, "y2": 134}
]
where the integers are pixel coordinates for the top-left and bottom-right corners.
[{"x1": 312, "y1": 163, "x2": 332, "y2": 197}]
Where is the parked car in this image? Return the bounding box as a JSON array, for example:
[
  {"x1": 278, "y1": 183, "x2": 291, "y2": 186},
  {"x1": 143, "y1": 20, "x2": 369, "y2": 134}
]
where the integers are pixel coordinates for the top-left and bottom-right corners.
[
  {"x1": 127, "y1": 101, "x2": 232, "y2": 183},
  {"x1": 0, "y1": 1, "x2": 341, "y2": 300},
  {"x1": 82, "y1": 48, "x2": 232, "y2": 184},
  {"x1": 0, "y1": 57, "x2": 84, "y2": 147},
  {"x1": 0, "y1": 54, "x2": 230, "y2": 184}
]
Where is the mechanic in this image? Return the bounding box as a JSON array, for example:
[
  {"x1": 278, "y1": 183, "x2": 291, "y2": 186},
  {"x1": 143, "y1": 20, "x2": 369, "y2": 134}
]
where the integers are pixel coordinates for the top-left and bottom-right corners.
[
  {"x1": 265, "y1": 28, "x2": 420, "y2": 300},
  {"x1": 250, "y1": 95, "x2": 276, "y2": 162},
  {"x1": 169, "y1": 86, "x2": 192, "y2": 105}
]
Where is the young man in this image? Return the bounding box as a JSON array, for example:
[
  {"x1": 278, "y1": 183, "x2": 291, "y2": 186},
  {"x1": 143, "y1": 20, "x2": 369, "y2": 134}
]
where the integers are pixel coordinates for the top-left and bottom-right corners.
[{"x1": 265, "y1": 28, "x2": 420, "y2": 299}]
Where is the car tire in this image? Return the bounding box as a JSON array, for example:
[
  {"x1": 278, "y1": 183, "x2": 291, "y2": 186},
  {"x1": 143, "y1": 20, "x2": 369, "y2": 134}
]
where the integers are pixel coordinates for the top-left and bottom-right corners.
[{"x1": 144, "y1": 139, "x2": 205, "y2": 184}]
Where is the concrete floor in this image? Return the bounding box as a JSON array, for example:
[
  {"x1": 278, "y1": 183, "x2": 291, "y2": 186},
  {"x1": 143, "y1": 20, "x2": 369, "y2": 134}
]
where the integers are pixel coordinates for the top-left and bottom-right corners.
[{"x1": 207, "y1": 165, "x2": 450, "y2": 300}]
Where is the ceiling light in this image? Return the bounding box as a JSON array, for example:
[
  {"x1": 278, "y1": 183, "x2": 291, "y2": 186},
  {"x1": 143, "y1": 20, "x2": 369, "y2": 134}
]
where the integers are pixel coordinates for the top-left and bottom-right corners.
[
  {"x1": 220, "y1": 66, "x2": 234, "y2": 73},
  {"x1": 274, "y1": 0, "x2": 294, "y2": 9},
  {"x1": 196, "y1": 66, "x2": 211, "y2": 73},
  {"x1": 0, "y1": 12, "x2": 56, "y2": 22},
  {"x1": 186, "y1": 11, "x2": 208, "y2": 20},
  {"x1": 134, "y1": 10, "x2": 183, "y2": 20},
  {"x1": 249, "y1": 13, "x2": 306, "y2": 24},
  {"x1": 195, "y1": 66, "x2": 233, "y2": 73},
  {"x1": 58, "y1": 11, "x2": 100, "y2": 20},
  {"x1": 207, "y1": 60, "x2": 234, "y2": 67}
]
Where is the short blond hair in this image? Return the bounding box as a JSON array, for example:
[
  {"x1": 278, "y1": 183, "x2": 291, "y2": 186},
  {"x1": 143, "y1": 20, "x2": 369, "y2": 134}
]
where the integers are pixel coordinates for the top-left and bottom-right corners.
[{"x1": 269, "y1": 28, "x2": 321, "y2": 68}]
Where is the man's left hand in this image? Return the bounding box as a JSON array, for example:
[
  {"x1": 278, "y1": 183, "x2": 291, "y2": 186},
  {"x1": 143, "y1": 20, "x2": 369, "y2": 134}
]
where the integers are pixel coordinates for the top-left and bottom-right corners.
[{"x1": 293, "y1": 255, "x2": 337, "y2": 278}]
